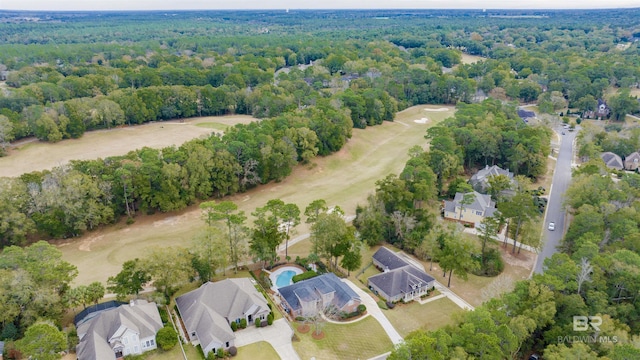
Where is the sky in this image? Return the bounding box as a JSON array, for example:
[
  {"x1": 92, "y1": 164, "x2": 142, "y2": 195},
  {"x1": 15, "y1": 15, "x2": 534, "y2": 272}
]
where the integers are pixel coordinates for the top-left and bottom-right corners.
[{"x1": 1, "y1": 0, "x2": 639, "y2": 11}]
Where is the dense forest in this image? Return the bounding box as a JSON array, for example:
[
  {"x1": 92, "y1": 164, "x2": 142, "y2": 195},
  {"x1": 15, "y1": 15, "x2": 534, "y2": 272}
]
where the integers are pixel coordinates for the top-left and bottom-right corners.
[{"x1": 1, "y1": 8, "x2": 640, "y2": 360}]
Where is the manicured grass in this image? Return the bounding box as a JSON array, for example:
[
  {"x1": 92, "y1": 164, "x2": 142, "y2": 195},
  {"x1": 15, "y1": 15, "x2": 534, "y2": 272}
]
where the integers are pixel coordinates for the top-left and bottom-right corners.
[
  {"x1": 235, "y1": 341, "x2": 279, "y2": 360},
  {"x1": 0, "y1": 115, "x2": 256, "y2": 178},
  {"x1": 293, "y1": 316, "x2": 393, "y2": 360},
  {"x1": 377, "y1": 242, "x2": 534, "y2": 308},
  {"x1": 195, "y1": 122, "x2": 230, "y2": 131},
  {"x1": 144, "y1": 343, "x2": 203, "y2": 360},
  {"x1": 356, "y1": 263, "x2": 379, "y2": 285},
  {"x1": 61, "y1": 105, "x2": 455, "y2": 286},
  {"x1": 384, "y1": 297, "x2": 463, "y2": 337}
]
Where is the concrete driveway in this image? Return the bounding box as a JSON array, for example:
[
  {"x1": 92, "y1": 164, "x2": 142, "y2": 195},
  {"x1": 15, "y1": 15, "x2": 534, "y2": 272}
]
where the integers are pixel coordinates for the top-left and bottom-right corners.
[
  {"x1": 342, "y1": 279, "x2": 404, "y2": 345},
  {"x1": 234, "y1": 318, "x2": 300, "y2": 360}
]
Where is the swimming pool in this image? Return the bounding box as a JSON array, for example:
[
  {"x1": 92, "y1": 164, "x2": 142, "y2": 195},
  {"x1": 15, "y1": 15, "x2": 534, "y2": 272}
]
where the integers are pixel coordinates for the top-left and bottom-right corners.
[
  {"x1": 275, "y1": 270, "x2": 296, "y2": 288},
  {"x1": 269, "y1": 266, "x2": 304, "y2": 291}
]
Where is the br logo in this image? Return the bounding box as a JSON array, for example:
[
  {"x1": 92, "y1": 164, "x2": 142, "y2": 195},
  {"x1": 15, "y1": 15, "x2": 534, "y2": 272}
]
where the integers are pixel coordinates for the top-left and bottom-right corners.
[{"x1": 573, "y1": 316, "x2": 602, "y2": 331}]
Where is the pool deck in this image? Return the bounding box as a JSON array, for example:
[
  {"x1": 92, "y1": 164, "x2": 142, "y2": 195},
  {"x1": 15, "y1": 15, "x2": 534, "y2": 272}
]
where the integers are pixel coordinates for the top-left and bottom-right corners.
[{"x1": 268, "y1": 265, "x2": 304, "y2": 292}]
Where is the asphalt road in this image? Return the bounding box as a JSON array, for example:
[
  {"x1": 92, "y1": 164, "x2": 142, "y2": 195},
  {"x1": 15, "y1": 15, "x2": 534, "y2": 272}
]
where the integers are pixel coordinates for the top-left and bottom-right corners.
[{"x1": 534, "y1": 125, "x2": 578, "y2": 274}]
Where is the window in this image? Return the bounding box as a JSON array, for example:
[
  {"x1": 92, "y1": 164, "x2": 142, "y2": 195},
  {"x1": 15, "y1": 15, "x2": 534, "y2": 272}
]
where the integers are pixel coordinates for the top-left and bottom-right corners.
[
  {"x1": 226, "y1": 342, "x2": 229, "y2": 347},
  {"x1": 146, "y1": 340, "x2": 151, "y2": 347},
  {"x1": 123, "y1": 337, "x2": 129, "y2": 345},
  {"x1": 476, "y1": 211, "x2": 482, "y2": 215},
  {"x1": 150, "y1": 339, "x2": 155, "y2": 346},
  {"x1": 134, "y1": 345, "x2": 139, "y2": 353}
]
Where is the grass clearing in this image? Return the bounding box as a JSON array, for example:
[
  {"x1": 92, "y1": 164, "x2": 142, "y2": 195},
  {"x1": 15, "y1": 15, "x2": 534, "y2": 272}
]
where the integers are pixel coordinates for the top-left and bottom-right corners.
[
  {"x1": 235, "y1": 341, "x2": 279, "y2": 360},
  {"x1": 59, "y1": 105, "x2": 455, "y2": 286},
  {"x1": 195, "y1": 122, "x2": 231, "y2": 131},
  {"x1": 0, "y1": 115, "x2": 256, "y2": 178},
  {"x1": 292, "y1": 316, "x2": 393, "y2": 360},
  {"x1": 384, "y1": 297, "x2": 463, "y2": 337},
  {"x1": 143, "y1": 343, "x2": 203, "y2": 360},
  {"x1": 460, "y1": 53, "x2": 487, "y2": 64}
]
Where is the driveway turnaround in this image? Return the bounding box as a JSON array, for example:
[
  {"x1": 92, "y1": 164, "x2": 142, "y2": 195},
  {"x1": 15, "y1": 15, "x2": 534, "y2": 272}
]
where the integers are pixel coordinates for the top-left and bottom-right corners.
[
  {"x1": 234, "y1": 318, "x2": 300, "y2": 360},
  {"x1": 342, "y1": 279, "x2": 404, "y2": 345}
]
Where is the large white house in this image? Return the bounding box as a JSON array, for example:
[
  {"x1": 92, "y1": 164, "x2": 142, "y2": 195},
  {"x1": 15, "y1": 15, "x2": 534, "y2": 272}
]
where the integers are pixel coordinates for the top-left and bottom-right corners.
[
  {"x1": 76, "y1": 300, "x2": 163, "y2": 360},
  {"x1": 175, "y1": 278, "x2": 270, "y2": 357}
]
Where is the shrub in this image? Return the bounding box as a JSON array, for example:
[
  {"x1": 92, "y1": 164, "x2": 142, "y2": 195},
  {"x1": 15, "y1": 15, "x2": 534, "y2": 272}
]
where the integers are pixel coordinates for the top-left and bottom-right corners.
[
  {"x1": 206, "y1": 351, "x2": 216, "y2": 360},
  {"x1": 1, "y1": 322, "x2": 18, "y2": 340},
  {"x1": 295, "y1": 256, "x2": 308, "y2": 268},
  {"x1": 357, "y1": 304, "x2": 366, "y2": 314},
  {"x1": 295, "y1": 316, "x2": 305, "y2": 322},
  {"x1": 239, "y1": 318, "x2": 247, "y2": 329},
  {"x1": 267, "y1": 313, "x2": 274, "y2": 325},
  {"x1": 228, "y1": 346, "x2": 238, "y2": 356},
  {"x1": 256, "y1": 319, "x2": 262, "y2": 327},
  {"x1": 472, "y1": 248, "x2": 505, "y2": 277},
  {"x1": 216, "y1": 348, "x2": 225, "y2": 358},
  {"x1": 231, "y1": 321, "x2": 237, "y2": 331},
  {"x1": 292, "y1": 270, "x2": 318, "y2": 283},
  {"x1": 377, "y1": 300, "x2": 388, "y2": 310},
  {"x1": 158, "y1": 307, "x2": 169, "y2": 324},
  {"x1": 386, "y1": 301, "x2": 395, "y2": 309},
  {"x1": 156, "y1": 326, "x2": 178, "y2": 351}
]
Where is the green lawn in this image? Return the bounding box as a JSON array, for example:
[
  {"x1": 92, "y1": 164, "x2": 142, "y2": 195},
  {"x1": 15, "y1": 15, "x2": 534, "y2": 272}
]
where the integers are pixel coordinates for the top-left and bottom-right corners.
[
  {"x1": 195, "y1": 122, "x2": 230, "y2": 131},
  {"x1": 144, "y1": 343, "x2": 203, "y2": 360},
  {"x1": 235, "y1": 341, "x2": 280, "y2": 360},
  {"x1": 293, "y1": 316, "x2": 393, "y2": 360},
  {"x1": 384, "y1": 297, "x2": 463, "y2": 338}
]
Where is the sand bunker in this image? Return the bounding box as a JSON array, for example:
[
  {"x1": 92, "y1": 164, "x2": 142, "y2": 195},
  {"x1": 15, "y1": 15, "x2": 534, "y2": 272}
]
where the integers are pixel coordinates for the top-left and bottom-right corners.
[
  {"x1": 79, "y1": 235, "x2": 103, "y2": 252},
  {"x1": 414, "y1": 118, "x2": 429, "y2": 124},
  {"x1": 424, "y1": 107, "x2": 450, "y2": 112}
]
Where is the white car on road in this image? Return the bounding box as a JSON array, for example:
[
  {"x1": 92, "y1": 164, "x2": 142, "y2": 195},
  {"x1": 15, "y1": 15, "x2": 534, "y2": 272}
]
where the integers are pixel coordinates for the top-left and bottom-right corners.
[{"x1": 548, "y1": 222, "x2": 555, "y2": 231}]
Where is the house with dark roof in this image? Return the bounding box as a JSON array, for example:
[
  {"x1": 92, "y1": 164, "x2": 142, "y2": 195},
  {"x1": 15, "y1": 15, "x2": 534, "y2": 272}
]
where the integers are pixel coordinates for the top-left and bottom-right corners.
[
  {"x1": 76, "y1": 300, "x2": 162, "y2": 360},
  {"x1": 601, "y1": 152, "x2": 624, "y2": 170},
  {"x1": 517, "y1": 109, "x2": 536, "y2": 123},
  {"x1": 469, "y1": 164, "x2": 514, "y2": 194},
  {"x1": 176, "y1": 278, "x2": 270, "y2": 357},
  {"x1": 368, "y1": 247, "x2": 435, "y2": 303},
  {"x1": 443, "y1": 191, "x2": 498, "y2": 227},
  {"x1": 624, "y1": 151, "x2": 640, "y2": 171},
  {"x1": 278, "y1": 273, "x2": 360, "y2": 317}
]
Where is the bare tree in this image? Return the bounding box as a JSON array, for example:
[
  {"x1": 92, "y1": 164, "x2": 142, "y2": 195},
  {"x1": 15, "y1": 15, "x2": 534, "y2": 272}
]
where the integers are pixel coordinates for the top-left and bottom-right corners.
[{"x1": 576, "y1": 257, "x2": 593, "y2": 295}]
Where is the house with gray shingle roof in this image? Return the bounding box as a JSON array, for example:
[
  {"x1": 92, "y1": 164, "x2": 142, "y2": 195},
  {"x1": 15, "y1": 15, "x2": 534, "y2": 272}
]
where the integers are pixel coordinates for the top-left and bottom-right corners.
[
  {"x1": 175, "y1": 278, "x2": 270, "y2": 357},
  {"x1": 624, "y1": 151, "x2": 640, "y2": 171},
  {"x1": 443, "y1": 191, "x2": 497, "y2": 227},
  {"x1": 368, "y1": 247, "x2": 435, "y2": 303},
  {"x1": 278, "y1": 273, "x2": 360, "y2": 318},
  {"x1": 469, "y1": 164, "x2": 514, "y2": 194},
  {"x1": 76, "y1": 299, "x2": 162, "y2": 360},
  {"x1": 601, "y1": 152, "x2": 624, "y2": 170}
]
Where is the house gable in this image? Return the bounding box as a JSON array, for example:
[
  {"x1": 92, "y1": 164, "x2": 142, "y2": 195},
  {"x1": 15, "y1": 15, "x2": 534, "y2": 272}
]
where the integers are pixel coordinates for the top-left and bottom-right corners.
[
  {"x1": 279, "y1": 273, "x2": 360, "y2": 317},
  {"x1": 601, "y1": 152, "x2": 623, "y2": 170},
  {"x1": 175, "y1": 278, "x2": 269, "y2": 356},
  {"x1": 368, "y1": 247, "x2": 435, "y2": 302},
  {"x1": 76, "y1": 300, "x2": 162, "y2": 360}
]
